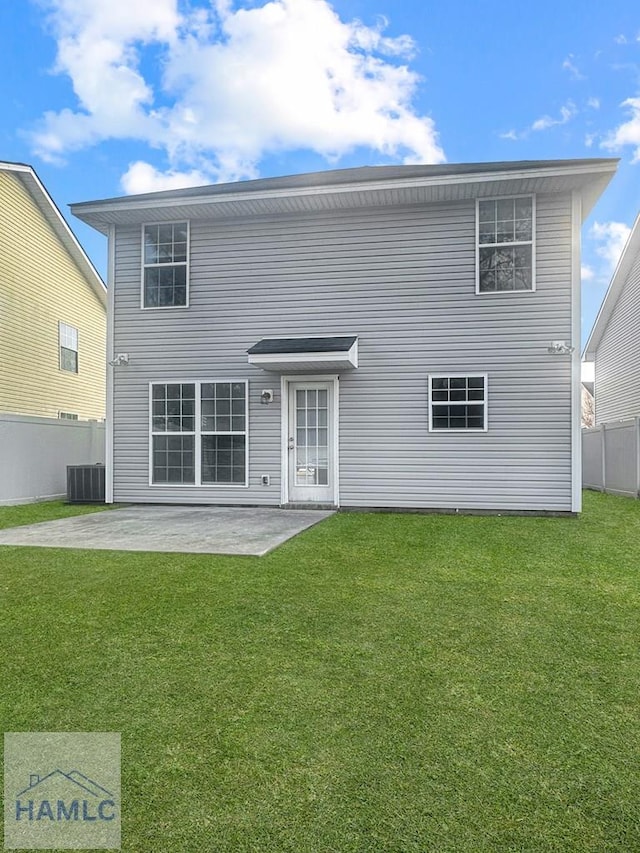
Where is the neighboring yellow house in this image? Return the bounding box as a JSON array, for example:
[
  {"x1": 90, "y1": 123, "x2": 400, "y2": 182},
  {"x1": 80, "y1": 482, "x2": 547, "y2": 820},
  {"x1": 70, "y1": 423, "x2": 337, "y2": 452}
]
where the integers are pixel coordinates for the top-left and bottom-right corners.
[{"x1": 0, "y1": 162, "x2": 106, "y2": 420}]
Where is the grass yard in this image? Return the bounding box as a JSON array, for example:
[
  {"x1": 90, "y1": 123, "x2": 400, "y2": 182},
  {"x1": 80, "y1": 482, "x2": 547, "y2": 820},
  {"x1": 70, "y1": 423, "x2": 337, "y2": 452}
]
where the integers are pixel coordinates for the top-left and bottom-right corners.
[
  {"x1": 1, "y1": 492, "x2": 639, "y2": 852},
  {"x1": 0, "y1": 499, "x2": 111, "y2": 530}
]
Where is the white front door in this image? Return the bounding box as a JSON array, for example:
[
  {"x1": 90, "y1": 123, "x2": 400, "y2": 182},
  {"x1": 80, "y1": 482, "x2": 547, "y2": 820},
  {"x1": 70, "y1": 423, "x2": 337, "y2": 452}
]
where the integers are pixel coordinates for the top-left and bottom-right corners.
[{"x1": 286, "y1": 381, "x2": 336, "y2": 504}]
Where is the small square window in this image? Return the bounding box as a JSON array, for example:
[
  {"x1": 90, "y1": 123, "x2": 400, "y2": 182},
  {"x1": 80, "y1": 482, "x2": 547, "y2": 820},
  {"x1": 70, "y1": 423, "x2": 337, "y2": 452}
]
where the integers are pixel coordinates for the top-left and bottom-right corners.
[{"x1": 429, "y1": 375, "x2": 487, "y2": 431}]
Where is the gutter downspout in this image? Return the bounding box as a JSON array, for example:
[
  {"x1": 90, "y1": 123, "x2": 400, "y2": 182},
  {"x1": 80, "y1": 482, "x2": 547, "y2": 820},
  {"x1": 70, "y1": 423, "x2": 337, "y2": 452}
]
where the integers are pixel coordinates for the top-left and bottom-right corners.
[
  {"x1": 571, "y1": 191, "x2": 583, "y2": 513},
  {"x1": 105, "y1": 224, "x2": 115, "y2": 503}
]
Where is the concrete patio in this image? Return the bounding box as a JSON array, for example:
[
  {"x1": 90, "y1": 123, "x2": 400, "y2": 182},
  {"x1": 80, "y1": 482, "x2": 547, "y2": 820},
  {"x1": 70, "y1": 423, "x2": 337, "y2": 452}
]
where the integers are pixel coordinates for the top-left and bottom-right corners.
[{"x1": 0, "y1": 505, "x2": 334, "y2": 556}]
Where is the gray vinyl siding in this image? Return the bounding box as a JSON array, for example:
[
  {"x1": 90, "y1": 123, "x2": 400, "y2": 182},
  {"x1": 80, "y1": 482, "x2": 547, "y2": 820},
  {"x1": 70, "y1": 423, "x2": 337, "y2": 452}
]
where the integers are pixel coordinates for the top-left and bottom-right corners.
[
  {"x1": 111, "y1": 193, "x2": 574, "y2": 511},
  {"x1": 594, "y1": 250, "x2": 640, "y2": 424}
]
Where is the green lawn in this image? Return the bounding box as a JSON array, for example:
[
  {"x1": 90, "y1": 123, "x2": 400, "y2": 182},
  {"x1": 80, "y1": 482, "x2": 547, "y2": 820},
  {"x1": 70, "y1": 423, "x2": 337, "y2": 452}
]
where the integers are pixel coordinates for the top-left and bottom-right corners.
[
  {"x1": 1, "y1": 492, "x2": 639, "y2": 852},
  {"x1": 0, "y1": 499, "x2": 111, "y2": 530}
]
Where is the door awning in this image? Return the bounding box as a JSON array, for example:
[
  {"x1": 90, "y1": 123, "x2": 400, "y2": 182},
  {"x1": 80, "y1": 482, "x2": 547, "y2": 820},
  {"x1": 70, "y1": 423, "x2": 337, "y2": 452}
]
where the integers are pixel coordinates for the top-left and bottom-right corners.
[{"x1": 247, "y1": 336, "x2": 358, "y2": 372}]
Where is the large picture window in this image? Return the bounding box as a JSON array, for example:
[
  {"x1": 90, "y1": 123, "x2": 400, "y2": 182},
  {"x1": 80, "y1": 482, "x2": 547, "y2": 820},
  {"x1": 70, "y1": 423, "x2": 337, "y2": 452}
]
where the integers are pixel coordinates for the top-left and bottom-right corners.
[
  {"x1": 477, "y1": 197, "x2": 534, "y2": 293},
  {"x1": 143, "y1": 222, "x2": 188, "y2": 308},
  {"x1": 429, "y1": 375, "x2": 487, "y2": 431},
  {"x1": 150, "y1": 381, "x2": 247, "y2": 485}
]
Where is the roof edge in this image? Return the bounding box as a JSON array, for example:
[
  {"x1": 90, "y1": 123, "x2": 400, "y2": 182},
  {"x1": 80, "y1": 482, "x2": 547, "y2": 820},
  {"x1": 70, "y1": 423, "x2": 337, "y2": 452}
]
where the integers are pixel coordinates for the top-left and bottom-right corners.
[
  {"x1": 71, "y1": 158, "x2": 619, "y2": 215},
  {"x1": 584, "y1": 211, "x2": 640, "y2": 360},
  {"x1": 0, "y1": 161, "x2": 106, "y2": 306}
]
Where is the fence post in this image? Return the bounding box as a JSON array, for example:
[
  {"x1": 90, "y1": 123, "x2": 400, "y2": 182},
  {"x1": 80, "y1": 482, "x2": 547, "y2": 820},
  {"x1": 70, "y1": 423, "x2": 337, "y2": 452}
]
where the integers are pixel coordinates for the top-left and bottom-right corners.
[
  {"x1": 636, "y1": 418, "x2": 640, "y2": 498},
  {"x1": 601, "y1": 423, "x2": 606, "y2": 493}
]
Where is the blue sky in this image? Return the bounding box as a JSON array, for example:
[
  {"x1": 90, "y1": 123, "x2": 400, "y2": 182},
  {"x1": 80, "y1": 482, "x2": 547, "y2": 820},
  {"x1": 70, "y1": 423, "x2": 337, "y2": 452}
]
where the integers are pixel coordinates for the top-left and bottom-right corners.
[{"x1": 1, "y1": 0, "x2": 639, "y2": 347}]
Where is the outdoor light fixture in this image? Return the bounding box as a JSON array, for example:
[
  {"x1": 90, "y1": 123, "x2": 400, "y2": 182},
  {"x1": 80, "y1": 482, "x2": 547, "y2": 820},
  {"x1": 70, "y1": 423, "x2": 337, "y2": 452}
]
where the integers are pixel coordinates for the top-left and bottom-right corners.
[
  {"x1": 261, "y1": 389, "x2": 274, "y2": 404},
  {"x1": 108, "y1": 353, "x2": 130, "y2": 366},
  {"x1": 547, "y1": 341, "x2": 575, "y2": 355}
]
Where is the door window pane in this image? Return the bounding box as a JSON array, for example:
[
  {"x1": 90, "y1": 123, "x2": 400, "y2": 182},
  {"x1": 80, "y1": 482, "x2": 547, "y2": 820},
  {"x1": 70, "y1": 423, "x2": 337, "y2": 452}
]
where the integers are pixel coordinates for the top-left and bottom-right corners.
[{"x1": 294, "y1": 387, "x2": 330, "y2": 487}]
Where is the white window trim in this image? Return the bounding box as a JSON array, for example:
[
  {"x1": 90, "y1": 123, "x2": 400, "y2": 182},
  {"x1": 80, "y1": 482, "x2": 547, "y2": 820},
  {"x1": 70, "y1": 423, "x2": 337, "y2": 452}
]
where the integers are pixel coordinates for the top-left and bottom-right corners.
[
  {"x1": 475, "y1": 195, "x2": 536, "y2": 294},
  {"x1": 59, "y1": 321, "x2": 79, "y2": 373},
  {"x1": 428, "y1": 372, "x2": 488, "y2": 433},
  {"x1": 140, "y1": 221, "x2": 190, "y2": 310},
  {"x1": 148, "y1": 380, "x2": 249, "y2": 487}
]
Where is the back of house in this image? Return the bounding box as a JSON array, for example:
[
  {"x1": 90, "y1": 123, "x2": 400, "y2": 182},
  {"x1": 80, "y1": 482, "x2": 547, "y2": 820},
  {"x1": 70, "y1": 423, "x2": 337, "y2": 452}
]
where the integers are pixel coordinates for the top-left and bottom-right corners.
[
  {"x1": 72, "y1": 158, "x2": 616, "y2": 513},
  {"x1": 584, "y1": 212, "x2": 640, "y2": 425}
]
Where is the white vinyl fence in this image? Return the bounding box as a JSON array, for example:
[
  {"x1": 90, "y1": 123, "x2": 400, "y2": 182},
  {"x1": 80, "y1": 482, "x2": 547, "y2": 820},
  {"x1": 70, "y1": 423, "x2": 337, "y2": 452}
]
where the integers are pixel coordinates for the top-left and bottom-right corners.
[
  {"x1": 582, "y1": 418, "x2": 640, "y2": 498},
  {"x1": 0, "y1": 413, "x2": 105, "y2": 505}
]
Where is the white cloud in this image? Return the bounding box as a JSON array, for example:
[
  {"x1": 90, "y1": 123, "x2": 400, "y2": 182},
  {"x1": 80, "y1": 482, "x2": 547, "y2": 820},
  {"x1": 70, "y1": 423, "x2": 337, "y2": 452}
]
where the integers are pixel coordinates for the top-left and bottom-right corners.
[
  {"x1": 602, "y1": 97, "x2": 640, "y2": 162},
  {"x1": 500, "y1": 101, "x2": 577, "y2": 141},
  {"x1": 562, "y1": 55, "x2": 585, "y2": 80},
  {"x1": 33, "y1": 0, "x2": 180, "y2": 162},
  {"x1": 531, "y1": 102, "x2": 577, "y2": 132},
  {"x1": 121, "y1": 161, "x2": 210, "y2": 194},
  {"x1": 32, "y1": 0, "x2": 445, "y2": 189},
  {"x1": 581, "y1": 263, "x2": 595, "y2": 281},
  {"x1": 590, "y1": 220, "x2": 632, "y2": 273},
  {"x1": 587, "y1": 97, "x2": 600, "y2": 110}
]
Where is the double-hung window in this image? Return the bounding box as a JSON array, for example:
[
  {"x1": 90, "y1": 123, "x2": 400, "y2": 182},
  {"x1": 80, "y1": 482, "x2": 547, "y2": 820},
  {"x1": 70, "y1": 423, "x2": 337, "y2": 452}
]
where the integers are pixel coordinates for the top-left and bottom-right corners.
[
  {"x1": 477, "y1": 196, "x2": 534, "y2": 292},
  {"x1": 150, "y1": 381, "x2": 247, "y2": 485},
  {"x1": 143, "y1": 222, "x2": 189, "y2": 308},
  {"x1": 200, "y1": 382, "x2": 247, "y2": 484},
  {"x1": 429, "y1": 375, "x2": 487, "y2": 431},
  {"x1": 151, "y1": 383, "x2": 196, "y2": 483},
  {"x1": 59, "y1": 322, "x2": 78, "y2": 373}
]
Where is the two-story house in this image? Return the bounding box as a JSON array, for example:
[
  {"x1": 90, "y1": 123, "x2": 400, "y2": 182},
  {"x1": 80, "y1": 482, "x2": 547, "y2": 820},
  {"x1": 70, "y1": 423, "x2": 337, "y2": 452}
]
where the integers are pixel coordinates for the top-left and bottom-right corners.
[
  {"x1": 71, "y1": 159, "x2": 616, "y2": 513},
  {"x1": 0, "y1": 161, "x2": 106, "y2": 420},
  {"x1": 584, "y1": 211, "x2": 640, "y2": 424}
]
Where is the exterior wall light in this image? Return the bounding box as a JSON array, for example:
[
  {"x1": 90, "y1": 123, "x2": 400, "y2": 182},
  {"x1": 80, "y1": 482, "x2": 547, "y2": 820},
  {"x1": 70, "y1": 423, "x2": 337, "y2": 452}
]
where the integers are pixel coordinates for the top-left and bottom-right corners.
[
  {"x1": 547, "y1": 341, "x2": 575, "y2": 355},
  {"x1": 108, "y1": 353, "x2": 130, "y2": 366}
]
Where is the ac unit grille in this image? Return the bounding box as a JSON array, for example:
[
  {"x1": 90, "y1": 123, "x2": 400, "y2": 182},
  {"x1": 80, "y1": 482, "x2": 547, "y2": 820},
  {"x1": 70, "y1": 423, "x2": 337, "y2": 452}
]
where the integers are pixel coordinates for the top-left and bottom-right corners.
[{"x1": 67, "y1": 465, "x2": 106, "y2": 503}]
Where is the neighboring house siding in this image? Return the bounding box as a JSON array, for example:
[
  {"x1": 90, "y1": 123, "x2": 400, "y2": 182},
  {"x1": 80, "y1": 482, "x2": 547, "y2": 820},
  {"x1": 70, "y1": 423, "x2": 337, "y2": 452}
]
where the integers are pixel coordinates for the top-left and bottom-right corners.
[
  {"x1": 111, "y1": 193, "x2": 573, "y2": 511},
  {"x1": 594, "y1": 251, "x2": 640, "y2": 424},
  {"x1": 0, "y1": 171, "x2": 106, "y2": 419}
]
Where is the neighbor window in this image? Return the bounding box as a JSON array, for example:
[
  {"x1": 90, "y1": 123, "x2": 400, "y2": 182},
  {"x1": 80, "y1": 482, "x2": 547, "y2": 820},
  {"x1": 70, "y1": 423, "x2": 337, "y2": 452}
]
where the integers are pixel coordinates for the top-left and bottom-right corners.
[
  {"x1": 429, "y1": 375, "x2": 487, "y2": 431},
  {"x1": 143, "y1": 222, "x2": 188, "y2": 308},
  {"x1": 58, "y1": 411, "x2": 79, "y2": 420},
  {"x1": 150, "y1": 381, "x2": 247, "y2": 485},
  {"x1": 477, "y1": 197, "x2": 534, "y2": 292},
  {"x1": 59, "y1": 322, "x2": 78, "y2": 373}
]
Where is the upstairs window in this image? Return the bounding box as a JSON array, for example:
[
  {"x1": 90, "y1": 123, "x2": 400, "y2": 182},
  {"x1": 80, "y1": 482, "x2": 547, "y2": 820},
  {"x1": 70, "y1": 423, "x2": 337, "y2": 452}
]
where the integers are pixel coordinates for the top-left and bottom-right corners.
[
  {"x1": 429, "y1": 375, "x2": 487, "y2": 431},
  {"x1": 59, "y1": 322, "x2": 78, "y2": 373},
  {"x1": 477, "y1": 197, "x2": 534, "y2": 293},
  {"x1": 143, "y1": 222, "x2": 188, "y2": 308}
]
